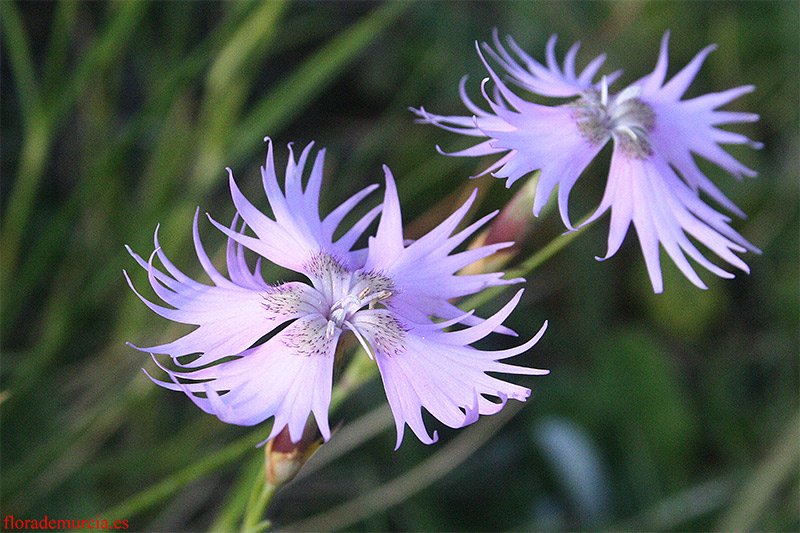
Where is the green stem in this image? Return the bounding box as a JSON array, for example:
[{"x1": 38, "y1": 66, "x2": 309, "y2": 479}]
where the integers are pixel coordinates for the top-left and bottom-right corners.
[
  {"x1": 460, "y1": 213, "x2": 596, "y2": 312},
  {"x1": 0, "y1": 118, "x2": 52, "y2": 287},
  {"x1": 42, "y1": 1, "x2": 80, "y2": 96},
  {"x1": 103, "y1": 428, "x2": 269, "y2": 524},
  {"x1": 281, "y1": 402, "x2": 526, "y2": 531},
  {"x1": 331, "y1": 346, "x2": 379, "y2": 411},
  {"x1": 210, "y1": 454, "x2": 264, "y2": 533},
  {"x1": 50, "y1": 1, "x2": 149, "y2": 126},
  {"x1": 100, "y1": 344, "x2": 375, "y2": 524},
  {"x1": 0, "y1": 0, "x2": 48, "y2": 287},
  {"x1": 509, "y1": 227, "x2": 584, "y2": 278},
  {"x1": 191, "y1": 0, "x2": 288, "y2": 190},
  {"x1": 240, "y1": 465, "x2": 277, "y2": 533}
]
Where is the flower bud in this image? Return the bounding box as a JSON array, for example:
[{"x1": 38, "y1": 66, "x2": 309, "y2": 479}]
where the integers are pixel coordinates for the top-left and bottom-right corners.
[
  {"x1": 265, "y1": 423, "x2": 322, "y2": 487},
  {"x1": 461, "y1": 173, "x2": 539, "y2": 275}
]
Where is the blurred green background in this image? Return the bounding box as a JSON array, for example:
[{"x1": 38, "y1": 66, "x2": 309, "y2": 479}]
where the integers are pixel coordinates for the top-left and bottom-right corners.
[{"x1": 2, "y1": 1, "x2": 797, "y2": 531}]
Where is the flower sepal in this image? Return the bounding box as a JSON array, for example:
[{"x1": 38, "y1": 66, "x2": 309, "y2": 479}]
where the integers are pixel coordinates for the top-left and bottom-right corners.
[{"x1": 264, "y1": 421, "x2": 324, "y2": 487}]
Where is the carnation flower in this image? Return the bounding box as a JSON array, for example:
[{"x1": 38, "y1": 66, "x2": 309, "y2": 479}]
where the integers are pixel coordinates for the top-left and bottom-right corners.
[
  {"x1": 413, "y1": 31, "x2": 761, "y2": 292},
  {"x1": 126, "y1": 140, "x2": 547, "y2": 448}
]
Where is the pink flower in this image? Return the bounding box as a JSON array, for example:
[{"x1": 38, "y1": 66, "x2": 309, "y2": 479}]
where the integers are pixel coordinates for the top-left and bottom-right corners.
[
  {"x1": 126, "y1": 141, "x2": 547, "y2": 448},
  {"x1": 414, "y1": 31, "x2": 761, "y2": 292}
]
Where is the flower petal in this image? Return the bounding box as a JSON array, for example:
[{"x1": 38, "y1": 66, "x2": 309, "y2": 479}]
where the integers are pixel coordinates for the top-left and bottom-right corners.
[
  {"x1": 367, "y1": 177, "x2": 521, "y2": 332},
  {"x1": 590, "y1": 150, "x2": 754, "y2": 293},
  {"x1": 635, "y1": 32, "x2": 760, "y2": 212},
  {"x1": 209, "y1": 141, "x2": 377, "y2": 276},
  {"x1": 486, "y1": 31, "x2": 612, "y2": 98},
  {"x1": 367, "y1": 166, "x2": 405, "y2": 269},
  {"x1": 149, "y1": 315, "x2": 337, "y2": 442},
  {"x1": 126, "y1": 236, "x2": 319, "y2": 366},
  {"x1": 354, "y1": 299, "x2": 547, "y2": 449}
]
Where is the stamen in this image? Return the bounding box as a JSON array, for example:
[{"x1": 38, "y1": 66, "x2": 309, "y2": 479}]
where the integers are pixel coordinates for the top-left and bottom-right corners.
[
  {"x1": 345, "y1": 320, "x2": 374, "y2": 360},
  {"x1": 617, "y1": 125, "x2": 639, "y2": 141},
  {"x1": 324, "y1": 287, "x2": 392, "y2": 336},
  {"x1": 600, "y1": 76, "x2": 609, "y2": 107},
  {"x1": 571, "y1": 81, "x2": 656, "y2": 160},
  {"x1": 308, "y1": 253, "x2": 396, "y2": 343},
  {"x1": 367, "y1": 290, "x2": 392, "y2": 309}
]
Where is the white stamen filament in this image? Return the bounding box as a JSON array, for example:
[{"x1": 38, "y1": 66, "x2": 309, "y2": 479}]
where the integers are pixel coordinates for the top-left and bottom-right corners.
[
  {"x1": 617, "y1": 125, "x2": 639, "y2": 141},
  {"x1": 324, "y1": 286, "x2": 392, "y2": 338},
  {"x1": 600, "y1": 75, "x2": 609, "y2": 107},
  {"x1": 345, "y1": 320, "x2": 374, "y2": 360},
  {"x1": 572, "y1": 80, "x2": 656, "y2": 159}
]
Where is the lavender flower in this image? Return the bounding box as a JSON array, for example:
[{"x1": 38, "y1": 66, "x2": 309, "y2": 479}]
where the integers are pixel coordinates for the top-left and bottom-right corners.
[
  {"x1": 126, "y1": 140, "x2": 547, "y2": 448},
  {"x1": 413, "y1": 31, "x2": 761, "y2": 293}
]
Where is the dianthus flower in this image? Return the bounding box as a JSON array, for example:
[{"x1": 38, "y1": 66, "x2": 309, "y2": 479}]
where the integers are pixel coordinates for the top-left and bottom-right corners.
[
  {"x1": 413, "y1": 31, "x2": 761, "y2": 292},
  {"x1": 126, "y1": 140, "x2": 547, "y2": 448}
]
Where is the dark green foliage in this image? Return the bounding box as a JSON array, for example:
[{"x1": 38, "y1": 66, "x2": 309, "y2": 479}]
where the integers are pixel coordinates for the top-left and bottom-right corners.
[{"x1": 1, "y1": 1, "x2": 797, "y2": 531}]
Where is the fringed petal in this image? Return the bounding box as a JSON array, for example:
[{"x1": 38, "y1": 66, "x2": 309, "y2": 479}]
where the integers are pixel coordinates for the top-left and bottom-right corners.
[
  {"x1": 366, "y1": 177, "x2": 522, "y2": 333},
  {"x1": 216, "y1": 141, "x2": 378, "y2": 275},
  {"x1": 636, "y1": 34, "x2": 760, "y2": 210},
  {"x1": 126, "y1": 222, "x2": 321, "y2": 365},
  {"x1": 149, "y1": 315, "x2": 337, "y2": 442},
  {"x1": 486, "y1": 30, "x2": 609, "y2": 97},
  {"x1": 592, "y1": 151, "x2": 755, "y2": 293},
  {"x1": 355, "y1": 304, "x2": 547, "y2": 449}
]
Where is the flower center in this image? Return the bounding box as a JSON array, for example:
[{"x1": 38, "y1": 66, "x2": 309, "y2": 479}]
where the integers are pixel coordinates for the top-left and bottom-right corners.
[
  {"x1": 569, "y1": 78, "x2": 656, "y2": 159},
  {"x1": 325, "y1": 285, "x2": 392, "y2": 338},
  {"x1": 303, "y1": 252, "x2": 395, "y2": 341}
]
